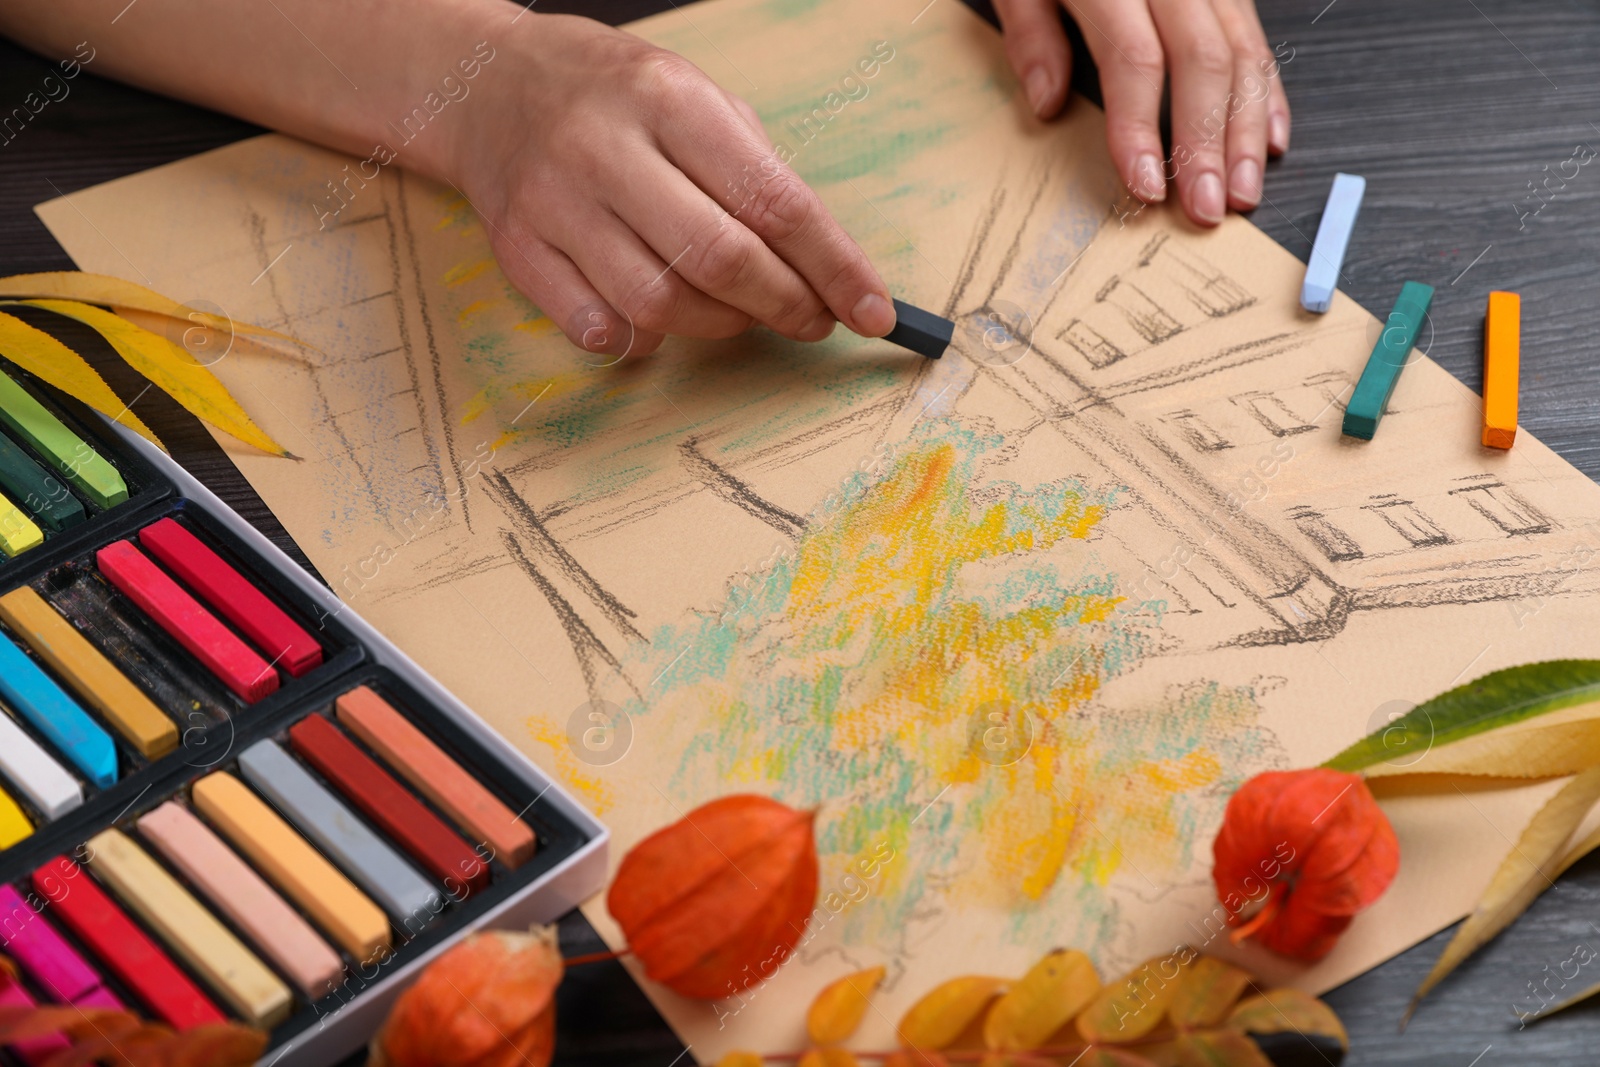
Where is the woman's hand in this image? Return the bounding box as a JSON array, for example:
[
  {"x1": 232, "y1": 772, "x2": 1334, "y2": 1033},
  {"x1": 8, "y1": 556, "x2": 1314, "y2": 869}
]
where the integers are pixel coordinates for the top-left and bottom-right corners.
[
  {"x1": 993, "y1": 0, "x2": 1290, "y2": 225},
  {"x1": 454, "y1": 14, "x2": 896, "y2": 358}
]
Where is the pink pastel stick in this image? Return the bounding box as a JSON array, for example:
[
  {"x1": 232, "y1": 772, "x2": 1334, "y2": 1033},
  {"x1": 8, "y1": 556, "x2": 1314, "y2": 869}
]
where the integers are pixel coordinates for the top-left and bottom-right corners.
[{"x1": 0, "y1": 884, "x2": 124, "y2": 1009}]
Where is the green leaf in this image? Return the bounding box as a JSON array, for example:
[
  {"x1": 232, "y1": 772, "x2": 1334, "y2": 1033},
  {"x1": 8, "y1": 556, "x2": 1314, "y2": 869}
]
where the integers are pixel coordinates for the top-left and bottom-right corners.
[{"x1": 1323, "y1": 660, "x2": 1600, "y2": 773}]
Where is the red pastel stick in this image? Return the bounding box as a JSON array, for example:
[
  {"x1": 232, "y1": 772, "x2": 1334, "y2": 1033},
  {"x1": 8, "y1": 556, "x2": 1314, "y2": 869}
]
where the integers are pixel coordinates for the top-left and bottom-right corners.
[
  {"x1": 139, "y1": 518, "x2": 322, "y2": 678},
  {"x1": 288, "y1": 714, "x2": 491, "y2": 894},
  {"x1": 95, "y1": 540, "x2": 279, "y2": 703},
  {"x1": 31, "y1": 856, "x2": 225, "y2": 1031}
]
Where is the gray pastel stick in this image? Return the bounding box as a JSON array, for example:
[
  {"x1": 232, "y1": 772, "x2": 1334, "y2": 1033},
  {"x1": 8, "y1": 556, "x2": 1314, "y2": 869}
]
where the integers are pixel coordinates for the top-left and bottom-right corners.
[
  {"x1": 238, "y1": 739, "x2": 443, "y2": 927},
  {"x1": 885, "y1": 298, "x2": 954, "y2": 359}
]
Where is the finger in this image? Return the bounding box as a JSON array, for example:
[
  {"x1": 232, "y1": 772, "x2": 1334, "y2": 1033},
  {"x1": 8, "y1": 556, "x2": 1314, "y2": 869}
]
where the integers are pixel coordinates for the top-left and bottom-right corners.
[
  {"x1": 656, "y1": 83, "x2": 895, "y2": 337},
  {"x1": 488, "y1": 229, "x2": 664, "y2": 358},
  {"x1": 1066, "y1": 0, "x2": 1168, "y2": 202},
  {"x1": 1148, "y1": 0, "x2": 1233, "y2": 225},
  {"x1": 611, "y1": 160, "x2": 837, "y2": 341},
  {"x1": 993, "y1": 0, "x2": 1072, "y2": 119},
  {"x1": 1213, "y1": 0, "x2": 1275, "y2": 210},
  {"x1": 551, "y1": 203, "x2": 756, "y2": 340},
  {"x1": 723, "y1": 88, "x2": 768, "y2": 142}
]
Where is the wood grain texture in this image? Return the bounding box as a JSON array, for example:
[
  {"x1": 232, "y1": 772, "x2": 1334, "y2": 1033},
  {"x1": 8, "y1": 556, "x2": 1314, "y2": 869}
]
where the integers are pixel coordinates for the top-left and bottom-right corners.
[{"x1": 4, "y1": 1, "x2": 1600, "y2": 1062}]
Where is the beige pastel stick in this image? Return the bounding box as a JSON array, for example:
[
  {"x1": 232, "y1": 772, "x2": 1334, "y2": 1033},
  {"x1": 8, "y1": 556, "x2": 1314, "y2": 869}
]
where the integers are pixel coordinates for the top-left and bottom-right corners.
[
  {"x1": 138, "y1": 800, "x2": 345, "y2": 998},
  {"x1": 336, "y1": 686, "x2": 536, "y2": 867},
  {"x1": 0, "y1": 586, "x2": 178, "y2": 758},
  {"x1": 191, "y1": 771, "x2": 391, "y2": 963},
  {"x1": 85, "y1": 828, "x2": 292, "y2": 1029}
]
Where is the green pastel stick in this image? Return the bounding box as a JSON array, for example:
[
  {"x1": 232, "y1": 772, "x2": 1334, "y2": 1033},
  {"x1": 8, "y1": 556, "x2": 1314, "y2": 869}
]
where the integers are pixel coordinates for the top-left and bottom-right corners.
[
  {"x1": 1342, "y1": 281, "x2": 1434, "y2": 441},
  {"x1": 0, "y1": 369, "x2": 127, "y2": 509},
  {"x1": 0, "y1": 429, "x2": 85, "y2": 532}
]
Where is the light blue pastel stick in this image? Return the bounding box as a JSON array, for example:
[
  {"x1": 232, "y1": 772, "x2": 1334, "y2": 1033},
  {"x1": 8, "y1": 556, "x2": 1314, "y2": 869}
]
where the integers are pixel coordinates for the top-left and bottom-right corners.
[
  {"x1": 239, "y1": 739, "x2": 442, "y2": 927},
  {"x1": 0, "y1": 635, "x2": 117, "y2": 788},
  {"x1": 1301, "y1": 173, "x2": 1365, "y2": 314}
]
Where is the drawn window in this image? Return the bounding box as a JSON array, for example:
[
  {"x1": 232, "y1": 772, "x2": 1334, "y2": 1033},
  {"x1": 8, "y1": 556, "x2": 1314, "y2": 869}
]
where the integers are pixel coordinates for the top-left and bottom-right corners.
[
  {"x1": 1163, "y1": 409, "x2": 1231, "y2": 452},
  {"x1": 1366, "y1": 497, "x2": 1451, "y2": 548},
  {"x1": 1060, "y1": 319, "x2": 1127, "y2": 368},
  {"x1": 1302, "y1": 370, "x2": 1354, "y2": 414},
  {"x1": 1290, "y1": 507, "x2": 1363, "y2": 562},
  {"x1": 1138, "y1": 232, "x2": 1255, "y2": 318},
  {"x1": 1231, "y1": 391, "x2": 1316, "y2": 437},
  {"x1": 1098, "y1": 276, "x2": 1183, "y2": 345},
  {"x1": 1449, "y1": 480, "x2": 1553, "y2": 536}
]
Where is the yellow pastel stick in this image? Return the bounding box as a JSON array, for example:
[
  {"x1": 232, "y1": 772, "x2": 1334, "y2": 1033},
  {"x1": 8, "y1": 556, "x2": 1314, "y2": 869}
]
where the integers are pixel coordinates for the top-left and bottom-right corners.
[
  {"x1": 0, "y1": 487, "x2": 43, "y2": 558},
  {"x1": 1483, "y1": 290, "x2": 1520, "y2": 450},
  {"x1": 0, "y1": 587, "x2": 178, "y2": 758},
  {"x1": 85, "y1": 828, "x2": 292, "y2": 1028},
  {"x1": 192, "y1": 772, "x2": 391, "y2": 963},
  {"x1": 0, "y1": 783, "x2": 31, "y2": 849}
]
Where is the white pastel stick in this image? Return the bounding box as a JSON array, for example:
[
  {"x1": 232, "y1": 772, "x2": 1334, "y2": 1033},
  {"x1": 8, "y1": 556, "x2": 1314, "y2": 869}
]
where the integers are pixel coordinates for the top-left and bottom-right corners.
[{"x1": 0, "y1": 710, "x2": 84, "y2": 819}]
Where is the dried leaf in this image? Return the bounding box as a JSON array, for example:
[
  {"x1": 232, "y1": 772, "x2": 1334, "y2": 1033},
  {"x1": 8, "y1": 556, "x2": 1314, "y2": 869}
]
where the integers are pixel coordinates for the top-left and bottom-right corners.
[
  {"x1": 1364, "y1": 702, "x2": 1600, "y2": 780},
  {"x1": 1325, "y1": 660, "x2": 1600, "y2": 772},
  {"x1": 607, "y1": 795, "x2": 818, "y2": 1000},
  {"x1": 0, "y1": 1004, "x2": 125, "y2": 1042},
  {"x1": 1167, "y1": 957, "x2": 1252, "y2": 1029},
  {"x1": 1076, "y1": 956, "x2": 1192, "y2": 1043},
  {"x1": 983, "y1": 948, "x2": 1100, "y2": 1050},
  {"x1": 17, "y1": 299, "x2": 286, "y2": 456},
  {"x1": 1076, "y1": 1051, "x2": 1162, "y2": 1067},
  {"x1": 0, "y1": 273, "x2": 299, "y2": 345},
  {"x1": 798, "y1": 1050, "x2": 861, "y2": 1067},
  {"x1": 1407, "y1": 767, "x2": 1600, "y2": 1023},
  {"x1": 1227, "y1": 989, "x2": 1347, "y2": 1049},
  {"x1": 896, "y1": 975, "x2": 1007, "y2": 1049},
  {"x1": 0, "y1": 310, "x2": 159, "y2": 445},
  {"x1": 372, "y1": 925, "x2": 562, "y2": 1067},
  {"x1": 714, "y1": 1055, "x2": 765, "y2": 1067},
  {"x1": 142, "y1": 1023, "x2": 269, "y2": 1067},
  {"x1": 807, "y1": 965, "x2": 886, "y2": 1044},
  {"x1": 1173, "y1": 1030, "x2": 1272, "y2": 1067}
]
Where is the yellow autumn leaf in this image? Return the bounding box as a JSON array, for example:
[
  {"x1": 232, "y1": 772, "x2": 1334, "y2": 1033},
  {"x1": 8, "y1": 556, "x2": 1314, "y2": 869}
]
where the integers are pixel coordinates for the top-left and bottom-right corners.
[
  {"x1": 0, "y1": 272, "x2": 302, "y2": 346},
  {"x1": 20, "y1": 299, "x2": 286, "y2": 456},
  {"x1": 1227, "y1": 989, "x2": 1347, "y2": 1049},
  {"x1": 714, "y1": 1054, "x2": 764, "y2": 1067},
  {"x1": 1173, "y1": 1030, "x2": 1272, "y2": 1067},
  {"x1": 1365, "y1": 701, "x2": 1600, "y2": 780},
  {"x1": 1075, "y1": 955, "x2": 1191, "y2": 1043},
  {"x1": 1166, "y1": 957, "x2": 1252, "y2": 1030},
  {"x1": 797, "y1": 1050, "x2": 861, "y2": 1067},
  {"x1": 896, "y1": 975, "x2": 1007, "y2": 1050},
  {"x1": 1406, "y1": 766, "x2": 1600, "y2": 1024},
  {"x1": 0, "y1": 310, "x2": 159, "y2": 446},
  {"x1": 983, "y1": 949, "x2": 1100, "y2": 1051},
  {"x1": 807, "y1": 965, "x2": 886, "y2": 1044}
]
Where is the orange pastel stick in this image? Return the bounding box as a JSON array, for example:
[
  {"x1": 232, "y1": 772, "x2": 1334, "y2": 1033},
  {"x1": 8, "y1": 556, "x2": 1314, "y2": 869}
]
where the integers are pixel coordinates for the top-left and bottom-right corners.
[{"x1": 1483, "y1": 291, "x2": 1520, "y2": 449}]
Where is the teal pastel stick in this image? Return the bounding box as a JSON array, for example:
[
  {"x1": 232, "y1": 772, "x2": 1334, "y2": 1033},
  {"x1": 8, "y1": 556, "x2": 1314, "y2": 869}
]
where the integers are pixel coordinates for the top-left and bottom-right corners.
[
  {"x1": 0, "y1": 632, "x2": 118, "y2": 788},
  {"x1": 0, "y1": 430, "x2": 85, "y2": 533},
  {"x1": 1342, "y1": 281, "x2": 1434, "y2": 440}
]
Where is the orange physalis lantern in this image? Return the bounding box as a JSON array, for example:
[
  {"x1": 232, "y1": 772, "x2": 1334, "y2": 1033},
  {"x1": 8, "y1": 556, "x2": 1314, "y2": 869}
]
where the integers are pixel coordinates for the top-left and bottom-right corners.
[
  {"x1": 371, "y1": 926, "x2": 563, "y2": 1067},
  {"x1": 1212, "y1": 768, "x2": 1399, "y2": 961},
  {"x1": 608, "y1": 794, "x2": 819, "y2": 999}
]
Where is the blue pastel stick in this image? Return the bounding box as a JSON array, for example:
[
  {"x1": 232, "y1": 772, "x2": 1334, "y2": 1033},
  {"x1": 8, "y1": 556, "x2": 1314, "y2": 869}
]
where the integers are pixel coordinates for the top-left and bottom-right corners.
[
  {"x1": 1301, "y1": 173, "x2": 1365, "y2": 314},
  {"x1": 0, "y1": 634, "x2": 118, "y2": 788}
]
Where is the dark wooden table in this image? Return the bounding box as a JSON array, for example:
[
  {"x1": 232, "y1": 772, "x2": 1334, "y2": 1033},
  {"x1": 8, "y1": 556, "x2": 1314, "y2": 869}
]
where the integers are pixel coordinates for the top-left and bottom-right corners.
[{"x1": 3, "y1": 2, "x2": 1600, "y2": 1063}]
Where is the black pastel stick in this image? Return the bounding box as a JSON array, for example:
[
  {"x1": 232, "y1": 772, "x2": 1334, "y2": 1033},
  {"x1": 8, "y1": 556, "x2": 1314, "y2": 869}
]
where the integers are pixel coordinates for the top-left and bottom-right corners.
[{"x1": 884, "y1": 298, "x2": 953, "y2": 359}]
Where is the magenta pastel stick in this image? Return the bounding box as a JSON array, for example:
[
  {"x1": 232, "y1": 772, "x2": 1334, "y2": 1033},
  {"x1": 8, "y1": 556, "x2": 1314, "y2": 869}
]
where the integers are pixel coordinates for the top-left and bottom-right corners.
[
  {"x1": 0, "y1": 884, "x2": 121, "y2": 1007},
  {"x1": 0, "y1": 974, "x2": 70, "y2": 1065}
]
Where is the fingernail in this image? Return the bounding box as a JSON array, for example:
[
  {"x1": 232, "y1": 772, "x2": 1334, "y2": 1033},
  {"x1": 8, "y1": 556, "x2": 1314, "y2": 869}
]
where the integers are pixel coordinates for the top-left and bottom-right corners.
[
  {"x1": 799, "y1": 309, "x2": 835, "y2": 342},
  {"x1": 1133, "y1": 153, "x2": 1166, "y2": 201},
  {"x1": 1025, "y1": 67, "x2": 1051, "y2": 116},
  {"x1": 1191, "y1": 172, "x2": 1226, "y2": 224},
  {"x1": 851, "y1": 292, "x2": 895, "y2": 337},
  {"x1": 1230, "y1": 158, "x2": 1262, "y2": 207},
  {"x1": 1269, "y1": 113, "x2": 1290, "y2": 154}
]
